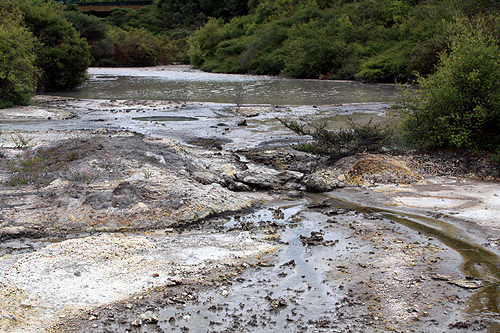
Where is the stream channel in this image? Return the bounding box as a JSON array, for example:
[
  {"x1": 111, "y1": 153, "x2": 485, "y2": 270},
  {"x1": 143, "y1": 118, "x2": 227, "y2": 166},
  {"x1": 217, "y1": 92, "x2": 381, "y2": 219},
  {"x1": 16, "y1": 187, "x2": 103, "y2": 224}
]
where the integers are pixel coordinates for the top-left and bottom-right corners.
[{"x1": 3, "y1": 66, "x2": 500, "y2": 332}]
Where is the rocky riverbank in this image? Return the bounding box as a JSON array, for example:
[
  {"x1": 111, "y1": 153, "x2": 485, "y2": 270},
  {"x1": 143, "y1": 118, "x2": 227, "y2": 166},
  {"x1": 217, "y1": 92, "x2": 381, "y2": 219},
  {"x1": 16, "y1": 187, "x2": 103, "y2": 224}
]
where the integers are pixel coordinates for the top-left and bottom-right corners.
[{"x1": 1, "y1": 97, "x2": 499, "y2": 332}]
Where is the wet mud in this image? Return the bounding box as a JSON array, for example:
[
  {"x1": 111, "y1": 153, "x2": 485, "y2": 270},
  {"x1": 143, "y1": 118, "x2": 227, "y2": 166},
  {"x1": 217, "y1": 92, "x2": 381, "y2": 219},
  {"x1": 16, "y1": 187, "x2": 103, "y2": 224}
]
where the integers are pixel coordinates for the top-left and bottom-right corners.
[{"x1": 54, "y1": 198, "x2": 499, "y2": 332}]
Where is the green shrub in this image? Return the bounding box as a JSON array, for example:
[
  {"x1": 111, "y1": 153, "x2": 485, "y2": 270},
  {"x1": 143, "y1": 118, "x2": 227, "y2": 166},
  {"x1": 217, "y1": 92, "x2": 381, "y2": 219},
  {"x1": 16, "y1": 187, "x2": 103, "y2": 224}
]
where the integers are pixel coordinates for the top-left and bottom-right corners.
[
  {"x1": 187, "y1": 18, "x2": 228, "y2": 67},
  {"x1": 0, "y1": 11, "x2": 38, "y2": 108},
  {"x1": 398, "y1": 17, "x2": 500, "y2": 156},
  {"x1": 19, "y1": 0, "x2": 91, "y2": 91},
  {"x1": 278, "y1": 118, "x2": 394, "y2": 161}
]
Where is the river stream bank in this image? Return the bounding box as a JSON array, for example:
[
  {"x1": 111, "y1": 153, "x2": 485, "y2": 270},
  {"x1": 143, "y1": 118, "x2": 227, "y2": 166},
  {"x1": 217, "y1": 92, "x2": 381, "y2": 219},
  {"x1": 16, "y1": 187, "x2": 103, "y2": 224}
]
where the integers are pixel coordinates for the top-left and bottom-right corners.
[{"x1": 1, "y1": 93, "x2": 499, "y2": 333}]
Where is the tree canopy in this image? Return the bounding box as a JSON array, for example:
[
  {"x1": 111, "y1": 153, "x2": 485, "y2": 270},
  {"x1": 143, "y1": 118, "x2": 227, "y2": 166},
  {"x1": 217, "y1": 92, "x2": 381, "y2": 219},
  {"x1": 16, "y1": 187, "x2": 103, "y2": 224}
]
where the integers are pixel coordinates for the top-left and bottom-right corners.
[
  {"x1": 0, "y1": 0, "x2": 91, "y2": 107},
  {"x1": 0, "y1": 8, "x2": 38, "y2": 108}
]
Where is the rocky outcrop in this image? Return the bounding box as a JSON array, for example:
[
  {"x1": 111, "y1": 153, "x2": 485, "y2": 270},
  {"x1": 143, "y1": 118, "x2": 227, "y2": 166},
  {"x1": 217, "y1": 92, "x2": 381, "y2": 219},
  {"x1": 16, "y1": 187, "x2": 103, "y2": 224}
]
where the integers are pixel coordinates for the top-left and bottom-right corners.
[
  {"x1": 235, "y1": 168, "x2": 304, "y2": 190},
  {"x1": 0, "y1": 131, "x2": 257, "y2": 238},
  {"x1": 346, "y1": 154, "x2": 422, "y2": 186},
  {"x1": 302, "y1": 168, "x2": 347, "y2": 192}
]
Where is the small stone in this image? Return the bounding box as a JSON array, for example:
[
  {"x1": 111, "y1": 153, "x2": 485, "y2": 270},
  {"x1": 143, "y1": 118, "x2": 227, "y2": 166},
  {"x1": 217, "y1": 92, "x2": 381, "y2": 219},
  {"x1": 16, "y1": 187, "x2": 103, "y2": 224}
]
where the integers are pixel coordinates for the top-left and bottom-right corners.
[
  {"x1": 164, "y1": 228, "x2": 175, "y2": 234},
  {"x1": 152, "y1": 272, "x2": 160, "y2": 278},
  {"x1": 136, "y1": 310, "x2": 159, "y2": 325},
  {"x1": 20, "y1": 301, "x2": 33, "y2": 308},
  {"x1": 270, "y1": 297, "x2": 287, "y2": 308}
]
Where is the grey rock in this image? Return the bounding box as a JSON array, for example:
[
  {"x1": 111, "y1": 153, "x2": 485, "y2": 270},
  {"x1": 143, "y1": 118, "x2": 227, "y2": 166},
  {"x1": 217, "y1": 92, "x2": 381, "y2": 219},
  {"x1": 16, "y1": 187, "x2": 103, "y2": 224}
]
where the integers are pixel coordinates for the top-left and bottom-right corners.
[
  {"x1": 235, "y1": 168, "x2": 303, "y2": 190},
  {"x1": 132, "y1": 310, "x2": 159, "y2": 326}
]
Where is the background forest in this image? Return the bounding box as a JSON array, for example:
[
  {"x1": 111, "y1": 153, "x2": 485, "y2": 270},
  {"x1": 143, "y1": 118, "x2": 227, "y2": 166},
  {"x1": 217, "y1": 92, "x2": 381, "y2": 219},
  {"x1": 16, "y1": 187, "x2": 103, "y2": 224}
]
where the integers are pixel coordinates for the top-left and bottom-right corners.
[
  {"x1": 1, "y1": 0, "x2": 500, "y2": 161},
  {"x1": 57, "y1": 0, "x2": 500, "y2": 82},
  {"x1": 2, "y1": 0, "x2": 499, "y2": 101}
]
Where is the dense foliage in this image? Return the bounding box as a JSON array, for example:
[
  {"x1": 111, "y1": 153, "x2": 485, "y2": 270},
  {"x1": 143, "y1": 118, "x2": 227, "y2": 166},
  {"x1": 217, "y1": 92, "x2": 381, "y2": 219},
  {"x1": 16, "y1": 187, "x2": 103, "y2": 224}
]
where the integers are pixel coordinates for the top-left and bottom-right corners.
[
  {"x1": 398, "y1": 17, "x2": 500, "y2": 158},
  {"x1": 63, "y1": 6, "x2": 184, "y2": 67},
  {"x1": 20, "y1": 0, "x2": 91, "y2": 91},
  {"x1": 0, "y1": 9, "x2": 38, "y2": 108},
  {"x1": 187, "y1": 0, "x2": 499, "y2": 81},
  {"x1": 0, "y1": 0, "x2": 90, "y2": 107}
]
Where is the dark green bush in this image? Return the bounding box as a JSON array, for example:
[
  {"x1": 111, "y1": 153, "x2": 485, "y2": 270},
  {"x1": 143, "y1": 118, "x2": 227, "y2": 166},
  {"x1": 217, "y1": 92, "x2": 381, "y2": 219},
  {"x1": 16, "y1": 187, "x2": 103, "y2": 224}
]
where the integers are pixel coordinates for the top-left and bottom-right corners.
[
  {"x1": 1, "y1": 0, "x2": 90, "y2": 104},
  {"x1": 0, "y1": 10, "x2": 38, "y2": 108},
  {"x1": 19, "y1": 0, "x2": 91, "y2": 91},
  {"x1": 398, "y1": 17, "x2": 500, "y2": 157}
]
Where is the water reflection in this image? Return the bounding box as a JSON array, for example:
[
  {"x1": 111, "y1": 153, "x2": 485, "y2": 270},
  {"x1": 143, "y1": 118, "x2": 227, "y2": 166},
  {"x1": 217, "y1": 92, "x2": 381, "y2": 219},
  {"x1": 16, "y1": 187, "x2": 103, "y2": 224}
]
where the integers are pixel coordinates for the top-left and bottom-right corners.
[{"x1": 52, "y1": 67, "x2": 399, "y2": 105}]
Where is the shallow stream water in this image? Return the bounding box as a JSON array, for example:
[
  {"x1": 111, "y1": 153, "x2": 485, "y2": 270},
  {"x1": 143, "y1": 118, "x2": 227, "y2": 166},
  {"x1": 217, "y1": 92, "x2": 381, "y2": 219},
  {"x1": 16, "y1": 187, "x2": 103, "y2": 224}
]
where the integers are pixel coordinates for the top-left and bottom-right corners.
[
  {"x1": 106, "y1": 195, "x2": 500, "y2": 332},
  {"x1": 53, "y1": 67, "x2": 399, "y2": 105}
]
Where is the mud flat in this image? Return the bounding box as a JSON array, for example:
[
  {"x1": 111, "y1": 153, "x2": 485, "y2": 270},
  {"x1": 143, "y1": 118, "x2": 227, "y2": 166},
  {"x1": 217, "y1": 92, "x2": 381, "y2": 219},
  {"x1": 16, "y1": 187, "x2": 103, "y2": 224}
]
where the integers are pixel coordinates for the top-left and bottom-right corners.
[{"x1": 1, "y1": 97, "x2": 499, "y2": 332}]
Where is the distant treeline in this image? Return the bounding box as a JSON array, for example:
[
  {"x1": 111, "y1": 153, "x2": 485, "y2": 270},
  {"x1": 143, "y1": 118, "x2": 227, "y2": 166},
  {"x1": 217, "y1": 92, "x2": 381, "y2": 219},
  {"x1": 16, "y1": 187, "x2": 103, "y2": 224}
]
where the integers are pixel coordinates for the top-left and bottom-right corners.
[
  {"x1": 56, "y1": 0, "x2": 152, "y2": 3},
  {"x1": 2, "y1": 0, "x2": 500, "y2": 108},
  {"x1": 185, "y1": 0, "x2": 500, "y2": 82},
  {"x1": 63, "y1": 0, "x2": 500, "y2": 82}
]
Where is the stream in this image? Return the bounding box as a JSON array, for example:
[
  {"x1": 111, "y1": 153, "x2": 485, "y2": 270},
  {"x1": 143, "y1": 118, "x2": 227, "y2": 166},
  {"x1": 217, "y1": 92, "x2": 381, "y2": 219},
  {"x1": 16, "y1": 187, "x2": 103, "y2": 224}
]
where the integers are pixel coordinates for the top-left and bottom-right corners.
[
  {"x1": 97, "y1": 193, "x2": 500, "y2": 332},
  {"x1": 52, "y1": 66, "x2": 399, "y2": 105}
]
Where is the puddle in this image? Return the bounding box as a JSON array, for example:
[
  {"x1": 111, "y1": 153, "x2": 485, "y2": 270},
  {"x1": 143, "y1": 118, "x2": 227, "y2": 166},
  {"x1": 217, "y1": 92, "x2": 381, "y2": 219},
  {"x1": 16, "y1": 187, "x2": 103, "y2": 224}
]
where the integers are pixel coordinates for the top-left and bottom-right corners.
[
  {"x1": 317, "y1": 194, "x2": 500, "y2": 329},
  {"x1": 0, "y1": 233, "x2": 92, "y2": 257},
  {"x1": 132, "y1": 116, "x2": 199, "y2": 122},
  {"x1": 150, "y1": 196, "x2": 500, "y2": 332}
]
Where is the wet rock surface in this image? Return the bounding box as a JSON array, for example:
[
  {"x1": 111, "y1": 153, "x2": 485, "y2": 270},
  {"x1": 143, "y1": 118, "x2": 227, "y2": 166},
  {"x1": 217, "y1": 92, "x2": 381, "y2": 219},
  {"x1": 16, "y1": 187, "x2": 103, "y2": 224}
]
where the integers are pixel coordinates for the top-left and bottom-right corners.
[
  {"x1": 50, "y1": 201, "x2": 490, "y2": 333},
  {"x1": 1, "y1": 96, "x2": 500, "y2": 332}
]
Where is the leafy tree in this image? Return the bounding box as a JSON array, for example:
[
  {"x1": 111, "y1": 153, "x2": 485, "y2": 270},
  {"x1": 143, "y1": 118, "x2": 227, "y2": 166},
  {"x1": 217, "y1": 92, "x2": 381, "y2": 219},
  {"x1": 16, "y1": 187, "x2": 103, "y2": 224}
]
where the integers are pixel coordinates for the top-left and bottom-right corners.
[
  {"x1": 19, "y1": 0, "x2": 91, "y2": 91},
  {"x1": 188, "y1": 18, "x2": 228, "y2": 66},
  {"x1": 63, "y1": 6, "x2": 108, "y2": 44},
  {"x1": 0, "y1": 10, "x2": 38, "y2": 108},
  {"x1": 398, "y1": 17, "x2": 500, "y2": 157}
]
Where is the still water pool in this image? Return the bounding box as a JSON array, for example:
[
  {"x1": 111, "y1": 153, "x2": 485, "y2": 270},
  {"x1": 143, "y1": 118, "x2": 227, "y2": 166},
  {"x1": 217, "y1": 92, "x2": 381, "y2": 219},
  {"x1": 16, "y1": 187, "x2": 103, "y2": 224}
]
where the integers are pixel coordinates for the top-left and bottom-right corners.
[{"x1": 52, "y1": 66, "x2": 399, "y2": 105}]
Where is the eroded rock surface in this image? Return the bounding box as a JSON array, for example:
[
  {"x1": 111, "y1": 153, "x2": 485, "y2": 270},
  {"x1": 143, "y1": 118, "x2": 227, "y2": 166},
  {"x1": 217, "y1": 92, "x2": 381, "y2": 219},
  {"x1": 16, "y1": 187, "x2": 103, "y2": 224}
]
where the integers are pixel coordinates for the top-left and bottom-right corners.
[
  {"x1": 0, "y1": 231, "x2": 275, "y2": 332},
  {"x1": 0, "y1": 130, "x2": 258, "y2": 238}
]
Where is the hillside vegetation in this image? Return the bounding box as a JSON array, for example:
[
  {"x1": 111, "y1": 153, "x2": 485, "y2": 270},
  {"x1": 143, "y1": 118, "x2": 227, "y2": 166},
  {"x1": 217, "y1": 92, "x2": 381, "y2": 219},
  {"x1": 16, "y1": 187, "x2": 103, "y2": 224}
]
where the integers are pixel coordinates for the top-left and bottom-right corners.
[
  {"x1": 52, "y1": 0, "x2": 500, "y2": 82},
  {"x1": 186, "y1": 0, "x2": 499, "y2": 81}
]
